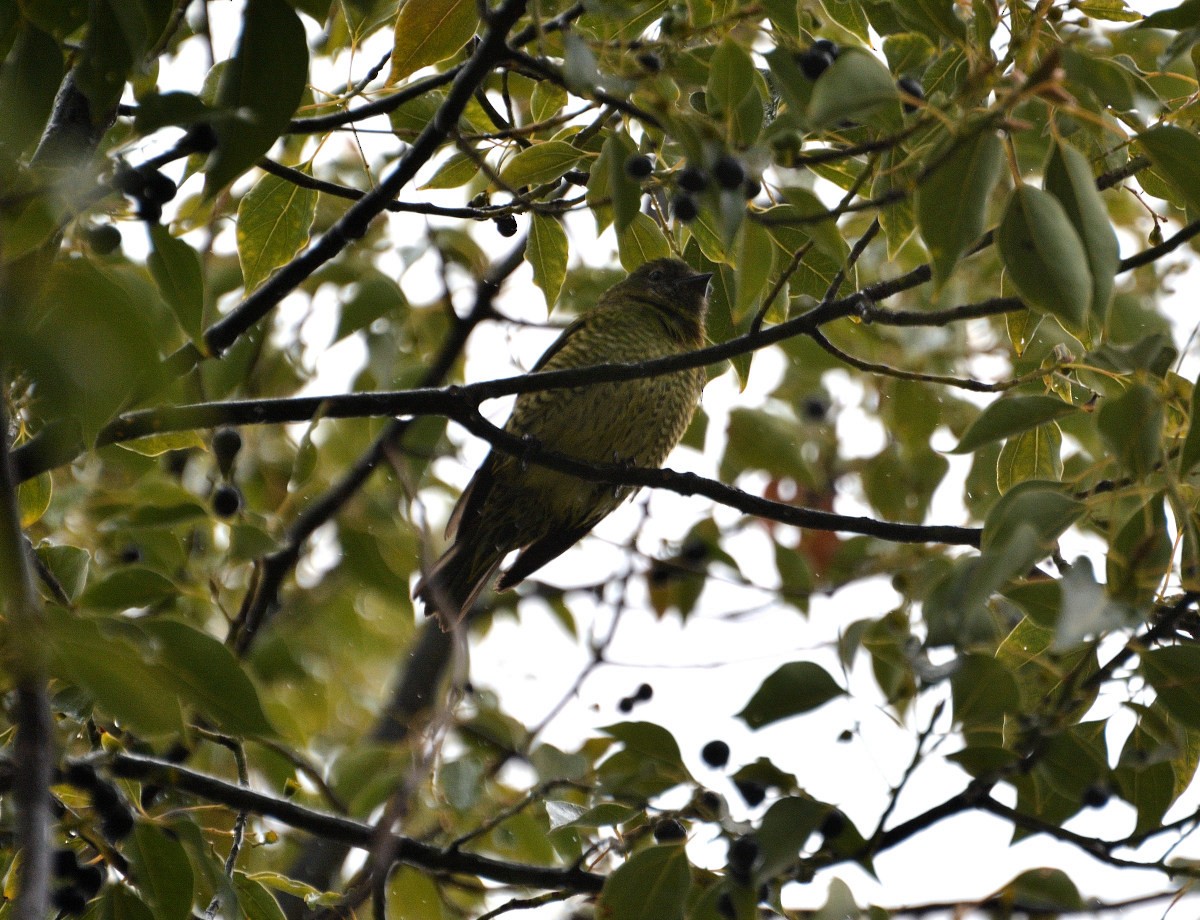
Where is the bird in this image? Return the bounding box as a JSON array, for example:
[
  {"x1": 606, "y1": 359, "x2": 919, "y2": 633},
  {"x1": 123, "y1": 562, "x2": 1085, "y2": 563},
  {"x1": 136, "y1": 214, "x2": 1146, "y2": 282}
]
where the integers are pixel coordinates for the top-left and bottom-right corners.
[{"x1": 415, "y1": 257, "x2": 712, "y2": 627}]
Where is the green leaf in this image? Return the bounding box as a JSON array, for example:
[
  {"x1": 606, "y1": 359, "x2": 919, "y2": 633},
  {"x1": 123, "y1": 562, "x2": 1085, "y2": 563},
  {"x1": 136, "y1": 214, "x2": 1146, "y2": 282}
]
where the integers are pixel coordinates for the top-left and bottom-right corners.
[
  {"x1": 35, "y1": 544, "x2": 90, "y2": 602},
  {"x1": 1138, "y1": 124, "x2": 1200, "y2": 213},
  {"x1": 530, "y1": 81, "x2": 567, "y2": 123},
  {"x1": 707, "y1": 37, "x2": 755, "y2": 113},
  {"x1": 733, "y1": 220, "x2": 774, "y2": 324},
  {"x1": 10, "y1": 260, "x2": 166, "y2": 442},
  {"x1": 118, "y1": 431, "x2": 208, "y2": 457},
  {"x1": 737, "y1": 662, "x2": 845, "y2": 728},
  {"x1": 76, "y1": 0, "x2": 168, "y2": 114},
  {"x1": 1076, "y1": 0, "x2": 1139, "y2": 22},
  {"x1": 602, "y1": 721, "x2": 687, "y2": 772},
  {"x1": 233, "y1": 873, "x2": 287, "y2": 920},
  {"x1": 996, "y1": 185, "x2": 1093, "y2": 334},
  {"x1": 951, "y1": 395, "x2": 1077, "y2": 454},
  {"x1": 335, "y1": 275, "x2": 407, "y2": 342},
  {"x1": 148, "y1": 224, "x2": 205, "y2": 343},
  {"x1": 388, "y1": 0, "x2": 478, "y2": 84},
  {"x1": 45, "y1": 607, "x2": 184, "y2": 735},
  {"x1": 237, "y1": 170, "x2": 318, "y2": 293},
  {"x1": 996, "y1": 422, "x2": 1063, "y2": 493},
  {"x1": 1044, "y1": 141, "x2": 1120, "y2": 330},
  {"x1": 140, "y1": 620, "x2": 276, "y2": 737},
  {"x1": 498, "y1": 140, "x2": 585, "y2": 188},
  {"x1": 1182, "y1": 373, "x2": 1200, "y2": 474},
  {"x1": 895, "y1": 0, "x2": 968, "y2": 41},
  {"x1": 915, "y1": 131, "x2": 1004, "y2": 289},
  {"x1": 82, "y1": 567, "x2": 178, "y2": 609},
  {"x1": 206, "y1": 0, "x2": 308, "y2": 195},
  {"x1": 1140, "y1": 0, "x2": 1200, "y2": 30},
  {"x1": 982, "y1": 481, "x2": 1084, "y2": 553},
  {"x1": 807, "y1": 48, "x2": 902, "y2": 130},
  {"x1": 617, "y1": 212, "x2": 672, "y2": 270},
  {"x1": 526, "y1": 213, "x2": 569, "y2": 309},
  {"x1": 1142, "y1": 646, "x2": 1200, "y2": 732},
  {"x1": 0, "y1": 23, "x2": 63, "y2": 156},
  {"x1": 18, "y1": 471, "x2": 51, "y2": 528},
  {"x1": 596, "y1": 845, "x2": 690, "y2": 920},
  {"x1": 1107, "y1": 496, "x2": 1172, "y2": 605},
  {"x1": 951, "y1": 654, "x2": 1020, "y2": 727},
  {"x1": 1096, "y1": 382, "x2": 1163, "y2": 476},
  {"x1": 417, "y1": 151, "x2": 478, "y2": 190},
  {"x1": 127, "y1": 822, "x2": 195, "y2": 920}
]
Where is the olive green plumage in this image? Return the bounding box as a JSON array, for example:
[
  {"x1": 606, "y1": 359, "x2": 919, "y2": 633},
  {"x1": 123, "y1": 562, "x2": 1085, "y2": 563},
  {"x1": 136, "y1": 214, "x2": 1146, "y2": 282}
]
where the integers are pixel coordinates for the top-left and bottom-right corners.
[{"x1": 415, "y1": 258, "x2": 712, "y2": 627}]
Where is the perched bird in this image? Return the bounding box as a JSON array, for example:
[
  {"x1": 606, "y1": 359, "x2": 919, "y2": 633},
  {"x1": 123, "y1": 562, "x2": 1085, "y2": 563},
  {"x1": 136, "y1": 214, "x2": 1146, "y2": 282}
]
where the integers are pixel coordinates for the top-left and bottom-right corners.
[{"x1": 415, "y1": 257, "x2": 712, "y2": 627}]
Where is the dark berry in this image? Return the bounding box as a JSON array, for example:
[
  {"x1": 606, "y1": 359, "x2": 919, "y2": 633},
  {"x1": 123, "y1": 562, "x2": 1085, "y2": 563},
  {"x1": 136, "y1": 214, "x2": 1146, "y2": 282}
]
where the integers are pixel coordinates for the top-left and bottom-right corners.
[
  {"x1": 143, "y1": 170, "x2": 178, "y2": 205},
  {"x1": 742, "y1": 177, "x2": 761, "y2": 200},
  {"x1": 671, "y1": 194, "x2": 699, "y2": 222},
  {"x1": 100, "y1": 806, "x2": 134, "y2": 842},
  {"x1": 898, "y1": 76, "x2": 925, "y2": 112},
  {"x1": 211, "y1": 426, "x2": 242, "y2": 478},
  {"x1": 53, "y1": 849, "x2": 79, "y2": 878},
  {"x1": 563, "y1": 169, "x2": 590, "y2": 185},
  {"x1": 618, "y1": 696, "x2": 635, "y2": 714},
  {"x1": 701, "y1": 740, "x2": 730, "y2": 769},
  {"x1": 85, "y1": 224, "x2": 122, "y2": 255},
  {"x1": 112, "y1": 168, "x2": 147, "y2": 197},
  {"x1": 64, "y1": 762, "x2": 99, "y2": 790},
  {"x1": 52, "y1": 886, "x2": 89, "y2": 915},
  {"x1": 818, "y1": 809, "x2": 846, "y2": 839},
  {"x1": 802, "y1": 395, "x2": 828, "y2": 421},
  {"x1": 211, "y1": 484, "x2": 242, "y2": 518},
  {"x1": 1082, "y1": 784, "x2": 1110, "y2": 808},
  {"x1": 716, "y1": 891, "x2": 736, "y2": 920},
  {"x1": 727, "y1": 835, "x2": 759, "y2": 884},
  {"x1": 712, "y1": 156, "x2": 745, "y2": 190},
  {"x1": 653, "y1": 817, "x2": 687, "y2": 842},
  {"x1": 812, "y1": 39, "x2": 840, "y2": 59},
  {"x1": 634, "y1": 682, "x2": 653, "y2": 702},
  {"x1": 74, "y1": 865, "x2": 104, "y2": 898},
  {"x1": 625, "y1": 154, "x2": 654, "y2": 180},
  {"x1": 733, "y1": 779, "x2": 766, "y2": 807},
  {"x1": 182, "y1": 122, "x2": 219, "y2": 154},
  {"x1": 796, "y1": 47, "x2": 835, "y2": 80},
  {"x1": 697, "y1": 790, "x2": 723, "y2": 816},
  {"x1": 837, "y1": 728, "x2": 853, "y2": 742},
  {"x1": 637, "y1": 52, "x2": 662, "y2": 72},
  {"x1": 677, "y1": 166, "x2": 708, "y2": 193},
  {"x1": 494, "y1": 214, "x2": 518, "y2": 237}
]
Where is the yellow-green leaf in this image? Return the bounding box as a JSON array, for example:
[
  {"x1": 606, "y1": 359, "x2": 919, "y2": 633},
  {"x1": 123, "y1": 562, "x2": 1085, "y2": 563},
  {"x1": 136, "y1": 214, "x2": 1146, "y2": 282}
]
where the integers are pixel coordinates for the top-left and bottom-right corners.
[
  {"x1": 18, "y1": 472, "x2": 51, "y2": 527},
  {"x1": 237, "y1": 170, "x2": 318, "y2": 293},
  {"x1": 498, "y1": 140, "x2": 585, "y2": 188},
  {"x1": 596, "y1": 845, "x2": 690, "y2": 920},
  {"x1": 149, "y1": 225, "x2": 205, "y2": 344},
  {"x1": 996, "y1": 423, "x2": 1063, "y2": 494},
  {"x1": 617, "y1": 212, "x2": 672, "y2": 270},
  {"x1": 530, "y1": 81, "x2": 567, "y2": 123},
  {"x1": 526, "y1": 213, "x2": 568, "y2": 309},
  {"x1": 418, "y1": 151, "x2": 478, "y2": 190},
  {"x1": 388, "y1": 0, "x2": 479, "y2": 84},
  {"x1": 118, "y1": 431, "x2": 207, "y2": 458}
]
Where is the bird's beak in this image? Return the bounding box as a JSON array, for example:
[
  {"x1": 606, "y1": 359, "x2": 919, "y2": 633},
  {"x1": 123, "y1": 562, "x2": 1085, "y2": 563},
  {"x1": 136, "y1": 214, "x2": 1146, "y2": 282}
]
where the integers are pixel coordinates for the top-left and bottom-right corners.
[{"x1": 682, "y1": 272, "x2": 713, "y2": 295}]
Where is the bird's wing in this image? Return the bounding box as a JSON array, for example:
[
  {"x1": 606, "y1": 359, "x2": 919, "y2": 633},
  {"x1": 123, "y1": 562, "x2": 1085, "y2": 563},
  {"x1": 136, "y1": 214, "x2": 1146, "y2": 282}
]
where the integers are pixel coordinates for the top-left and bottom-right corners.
[
  {"x1": 530, "y1": 314, "x2": 590, "y2": 371},
  {"x1": 445, "y1": 454, "x2": 497, "y2": 541},
  {"x1": 496, "y1": 521, "x2": 597, "y2": 590}
]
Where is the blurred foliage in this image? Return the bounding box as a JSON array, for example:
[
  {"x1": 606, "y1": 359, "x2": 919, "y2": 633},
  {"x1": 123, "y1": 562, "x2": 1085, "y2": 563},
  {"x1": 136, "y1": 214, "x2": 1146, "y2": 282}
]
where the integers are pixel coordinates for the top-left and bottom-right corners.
[{"x1": 3, "y1": 0, "x2": 1200, "y2": 917}]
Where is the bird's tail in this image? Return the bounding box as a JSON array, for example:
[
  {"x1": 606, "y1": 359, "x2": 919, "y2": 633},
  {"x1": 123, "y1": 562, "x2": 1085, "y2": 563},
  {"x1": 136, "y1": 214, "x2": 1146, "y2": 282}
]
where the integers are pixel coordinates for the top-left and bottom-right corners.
[{"x1": 413, "y1": 541, "x2": 503, "y2": 630}]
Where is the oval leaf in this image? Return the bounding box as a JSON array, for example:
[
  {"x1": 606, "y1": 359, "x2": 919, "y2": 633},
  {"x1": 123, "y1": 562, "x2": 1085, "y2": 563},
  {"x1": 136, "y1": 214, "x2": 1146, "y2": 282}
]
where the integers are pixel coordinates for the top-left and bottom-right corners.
[
  {"x1": 1044, "y1": 140, "x2": 1120, "y2": 330},
  {"x1": 915, "y1": 131, "x2": 1004, "y2": 289},
  {"x1": 596, "y1": 845, "x2": 690, "y2": 920},
  {"x1": 389, "y1": 0, "x2": 479, "y2": 84},
  {"x1": 738, "y1": 661, "x2": 845, "y2": 729},
  {"x1": 498, "y1": 140, "x2": 585, "y2": 188},
  {"x1": 997, "y1": 185, "x2": 1093, "y2": 333},
  {"x1": 617, "y1": 212, "x2": 672, "y2": 270},
  {"x1": 808, "y1": 49, "x2": 901, "y2": 130},
  {"x1": 1138, "y1": 124, "x2": 1200, "y2": 213},
  {"x1": 526, "y1": 212, "x2": 568, "y2": 309},
  {"x1": 951, "y1": 395, "x2": 1077, "y2": 454},
  {"x1": 237, "y1": 170, "x2": 318, "y2": 293}
]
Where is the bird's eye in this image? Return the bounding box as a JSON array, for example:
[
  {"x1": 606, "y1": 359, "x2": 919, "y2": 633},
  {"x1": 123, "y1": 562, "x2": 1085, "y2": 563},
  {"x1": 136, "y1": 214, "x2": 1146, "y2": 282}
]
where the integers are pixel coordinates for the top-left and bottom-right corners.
[{"x1": 649, "y1": 269, "x2": 664, "y2": 282}]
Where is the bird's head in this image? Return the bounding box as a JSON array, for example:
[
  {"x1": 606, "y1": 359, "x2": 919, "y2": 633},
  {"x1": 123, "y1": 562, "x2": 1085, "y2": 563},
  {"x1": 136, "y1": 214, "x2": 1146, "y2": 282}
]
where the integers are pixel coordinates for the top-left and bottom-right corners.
[{"x1": 613, "y1": 258, "x2": 712, "y2": 324}]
